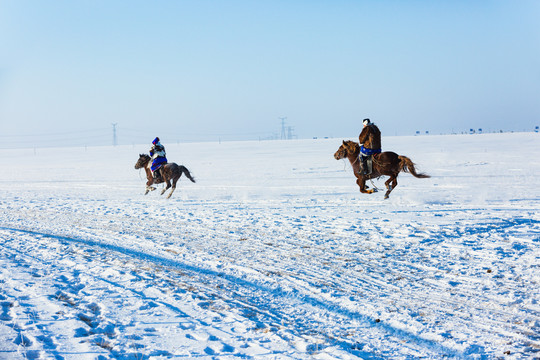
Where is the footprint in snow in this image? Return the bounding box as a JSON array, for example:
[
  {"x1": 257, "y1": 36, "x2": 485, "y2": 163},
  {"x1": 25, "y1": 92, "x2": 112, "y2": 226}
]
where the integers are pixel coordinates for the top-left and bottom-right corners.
[
  {"x1": 0, "y1": 301, "x2": 14, "y2": 321},
  {"x1": 14, "y1": 332, "x2": 33, "y2": 347},
  {"x1": 204, "y1": 346, "x2": 216, "y2": 355},
  {"x1": 23, "y1": 350, "x2": 41, "y2": 360},
  {"x1": 221, "y1": 343, "x2": 235, "y2": 352},
  {"x1": 139, "y1": 301, "x2": 160, "y2": 310},
  {"x1": 36, "y1": 335, "x2": 57, "y2": 350}
]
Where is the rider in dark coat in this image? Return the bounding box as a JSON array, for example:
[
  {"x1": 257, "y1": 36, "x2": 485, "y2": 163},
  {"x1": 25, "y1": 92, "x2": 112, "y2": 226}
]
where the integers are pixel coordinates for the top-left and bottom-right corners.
[
  {"x1": 149, "y1": 137, "x2": 167, "y2": 179},
  {"x1": 358, "y1": 119, "x2": 381, "y2": 175}
]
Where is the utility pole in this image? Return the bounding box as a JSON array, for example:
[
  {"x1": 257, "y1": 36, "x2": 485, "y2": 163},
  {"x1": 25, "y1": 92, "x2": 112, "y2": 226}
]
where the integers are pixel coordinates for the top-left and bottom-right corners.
[
  {"x1": 112, "y1": 123, "x2": 118, "y2": 146},
  {"x1": 279, "y1": 117, "x2": 287, "y2": 140}
]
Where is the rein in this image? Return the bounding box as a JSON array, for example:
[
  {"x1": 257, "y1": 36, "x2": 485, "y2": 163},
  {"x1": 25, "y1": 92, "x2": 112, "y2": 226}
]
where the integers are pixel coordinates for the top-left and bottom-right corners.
[
  {"x1": 137, "y1": 158, "x2": 151, "y2": 182},
  {"x1": 369, "y1": 179, "x2": 381, "y2": 191},
  {"x1": 372, "y1": 154, "x2": 385, "y2": 168},
  {"x1": 343, "y1": 153, "x2": 360, "y2": 172}
]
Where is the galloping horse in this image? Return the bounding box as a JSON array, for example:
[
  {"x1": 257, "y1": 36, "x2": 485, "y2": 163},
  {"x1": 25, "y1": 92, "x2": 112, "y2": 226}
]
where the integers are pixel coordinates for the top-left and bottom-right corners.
[
  {"x1": 134, "y1": 154, "x2": 195, "y2": 199},
  {"x1": 334, "y1": 140, "x2": 429, "y2": 199}
]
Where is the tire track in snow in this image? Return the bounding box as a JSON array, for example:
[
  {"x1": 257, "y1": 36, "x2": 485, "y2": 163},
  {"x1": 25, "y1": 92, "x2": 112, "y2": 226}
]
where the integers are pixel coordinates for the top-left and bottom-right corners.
[
  {"x1": 2, "y1": 199, "x2": 538, "y2": 358},
  {"x1": 0, "y1": 226, "x2": 465, "y2": 358},
  {"x1": 0, "y1": 228, "x2": 298, "y2": 359}
]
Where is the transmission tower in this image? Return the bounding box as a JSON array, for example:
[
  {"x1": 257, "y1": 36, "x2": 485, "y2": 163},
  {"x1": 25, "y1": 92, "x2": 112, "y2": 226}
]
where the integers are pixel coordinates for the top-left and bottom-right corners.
[
  {"x1": 287, "y1": 126, "x2": 295, "y2": 140},
  {"x1": 279, "y1": 117, "x2": 287, "y2": 140},
  {"x1": 112, "y1": 123, "x2": 118, "y2": 146}
]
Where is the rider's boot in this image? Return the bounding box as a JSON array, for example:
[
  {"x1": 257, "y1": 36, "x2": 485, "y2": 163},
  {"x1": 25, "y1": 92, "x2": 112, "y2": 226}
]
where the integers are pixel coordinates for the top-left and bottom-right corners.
[{"x1": 361, "y1": 156, "x2": 369, "y2": 175}]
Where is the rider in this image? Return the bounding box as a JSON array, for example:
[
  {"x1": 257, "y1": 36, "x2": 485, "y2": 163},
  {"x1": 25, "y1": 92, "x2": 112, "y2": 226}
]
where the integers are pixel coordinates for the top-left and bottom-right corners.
[
  {"x1": 358, "y1": 118, "x2": 381, "y2": 175},
  {"x1": 149, "y1": 137, "x2": 167, "y2": 179}
]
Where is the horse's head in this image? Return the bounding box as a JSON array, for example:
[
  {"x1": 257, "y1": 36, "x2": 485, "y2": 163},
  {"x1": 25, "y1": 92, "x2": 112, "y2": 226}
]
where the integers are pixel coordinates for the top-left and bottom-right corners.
[
  {"x1": 134, "y1": 154, "x2": 151, "y2": 169},
  {"x1": 334, "y1": 140, "x2": 358, "y2": 160}
]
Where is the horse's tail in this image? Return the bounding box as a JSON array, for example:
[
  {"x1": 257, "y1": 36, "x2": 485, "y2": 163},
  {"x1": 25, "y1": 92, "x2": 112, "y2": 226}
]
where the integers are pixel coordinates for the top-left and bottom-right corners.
[
  {"x1": 180, "y1": 165, "x2": 196, "y2": 183},
  {"x1": 398, "y1": 156, "x2": 430, "y2": 178}
]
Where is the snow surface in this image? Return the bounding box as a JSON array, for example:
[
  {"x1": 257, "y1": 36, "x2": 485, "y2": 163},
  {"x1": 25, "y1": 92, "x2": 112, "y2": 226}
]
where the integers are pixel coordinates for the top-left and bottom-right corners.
[{"x1": 0, "y1": 133, "x2": 539, "y2": 359}]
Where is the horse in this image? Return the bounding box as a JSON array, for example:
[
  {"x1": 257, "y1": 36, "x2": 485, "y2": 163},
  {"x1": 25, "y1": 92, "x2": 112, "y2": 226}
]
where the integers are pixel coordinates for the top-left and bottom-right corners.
[
  {"x1": 134, "y1": 154, "x2": 195, "y2": 199},
  {"x1": 334, "y1": 140, "x2": 430, "y2": 199}
]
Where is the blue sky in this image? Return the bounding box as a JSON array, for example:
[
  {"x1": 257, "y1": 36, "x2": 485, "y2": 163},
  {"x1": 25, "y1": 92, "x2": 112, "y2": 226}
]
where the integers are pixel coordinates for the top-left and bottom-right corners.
[{"x1": 1, "y1": 0, "x2": 539, "y2": 147}]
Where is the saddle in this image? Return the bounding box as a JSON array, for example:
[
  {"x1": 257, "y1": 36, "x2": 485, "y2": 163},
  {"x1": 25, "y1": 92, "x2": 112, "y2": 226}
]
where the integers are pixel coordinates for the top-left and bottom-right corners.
[{"x1": 152, "y1": 165, "x2": 164, "y2": 179}]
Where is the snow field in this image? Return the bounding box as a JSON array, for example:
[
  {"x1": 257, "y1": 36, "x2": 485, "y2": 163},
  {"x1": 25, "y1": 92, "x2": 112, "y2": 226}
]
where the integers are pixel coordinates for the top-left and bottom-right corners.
[{"x1": 0, "y1": 133, "x2": 539, "y2": 359}]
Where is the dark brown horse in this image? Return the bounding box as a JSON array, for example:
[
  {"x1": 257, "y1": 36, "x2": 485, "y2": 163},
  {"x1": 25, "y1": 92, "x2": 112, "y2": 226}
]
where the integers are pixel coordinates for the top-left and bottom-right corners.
[
  {"x1": 134, "y1": 154, "x2": 195, "y2": 199},
  {"x1": 334, "y1": 140, "x2": 429, "y2": 199}
]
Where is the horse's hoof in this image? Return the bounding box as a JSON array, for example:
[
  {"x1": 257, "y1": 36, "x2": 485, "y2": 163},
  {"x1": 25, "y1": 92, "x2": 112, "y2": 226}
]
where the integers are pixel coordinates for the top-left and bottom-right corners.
[{"x1": 384, "y1": 194, "x2": 389, "y2": 199}]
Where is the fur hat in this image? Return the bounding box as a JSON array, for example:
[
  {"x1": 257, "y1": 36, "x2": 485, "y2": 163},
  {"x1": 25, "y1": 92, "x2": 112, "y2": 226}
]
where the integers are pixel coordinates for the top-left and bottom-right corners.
[
  {"x1": 363, "y1": 118, "x2": 371, "y2": 126},
  {"x1": 152, "y1": 137, "x2": 160, "y2": 145}
]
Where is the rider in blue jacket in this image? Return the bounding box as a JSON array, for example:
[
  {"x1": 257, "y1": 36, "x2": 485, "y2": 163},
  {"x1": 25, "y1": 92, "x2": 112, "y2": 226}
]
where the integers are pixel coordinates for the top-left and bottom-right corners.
[{"x1": 149, "y1": 137, "x2": 167, "y2": 179}]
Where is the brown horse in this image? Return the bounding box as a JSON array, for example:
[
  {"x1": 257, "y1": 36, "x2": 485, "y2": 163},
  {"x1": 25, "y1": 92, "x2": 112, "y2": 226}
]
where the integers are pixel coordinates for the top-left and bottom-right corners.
[
  {"x1": 334, "y1": 140, "x2": 429, "y2": 199},
  {"x1": 134, "y1": 154, "x2": 195, "y2": 199}
]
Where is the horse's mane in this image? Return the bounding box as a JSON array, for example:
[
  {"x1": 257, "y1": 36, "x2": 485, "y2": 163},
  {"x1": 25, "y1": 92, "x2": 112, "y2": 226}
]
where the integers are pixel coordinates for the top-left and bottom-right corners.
[{"x1": 343, "y1": 140, "x2": 360, "y2": 154}]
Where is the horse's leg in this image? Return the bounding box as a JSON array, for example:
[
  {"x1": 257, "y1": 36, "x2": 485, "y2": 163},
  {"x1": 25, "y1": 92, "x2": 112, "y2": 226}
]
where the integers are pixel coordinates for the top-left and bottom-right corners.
[
  {"x1": 384, "y1": 175, "x2": 398, "y2": 199},
  {"x1": 166, "y1": 187, "x2": 175, "y2": 199},
  {"x1": 166, "y1": 177, "x2": 179, "y2": 199},
  {"x1": 160, "y1": 179, "x2": 171, "y2": 196},
  {"x1": 145, "y1": 179, "x2": 156, "y2": 195},
  {"x1": 356, "y1": 177, "x2": 375, "y2": 194},
  {"x1": 391, "y1": 176, "x2": 398, "y2": 194},
  {"x1": 384, "y1": 176, "x2": 395, "y2": 199}
]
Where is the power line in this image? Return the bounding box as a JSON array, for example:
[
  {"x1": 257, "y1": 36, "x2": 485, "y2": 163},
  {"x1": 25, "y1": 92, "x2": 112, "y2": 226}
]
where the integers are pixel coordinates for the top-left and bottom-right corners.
[{"x1": 0, "y1": 127, "x2": 110, "y2": 138}]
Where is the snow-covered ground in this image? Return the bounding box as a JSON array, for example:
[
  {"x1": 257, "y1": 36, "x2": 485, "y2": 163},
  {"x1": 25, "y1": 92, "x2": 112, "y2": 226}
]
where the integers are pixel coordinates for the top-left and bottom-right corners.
[{"x1": 1, "y1": 133, "x2": 539, "y2": 359}]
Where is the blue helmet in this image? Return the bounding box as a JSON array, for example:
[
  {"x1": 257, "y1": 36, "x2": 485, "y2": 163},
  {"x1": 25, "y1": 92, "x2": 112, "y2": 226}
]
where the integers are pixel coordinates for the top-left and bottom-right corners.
[{"x1": 152, "y1": 137, "x2": 160, "y2": 145}]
